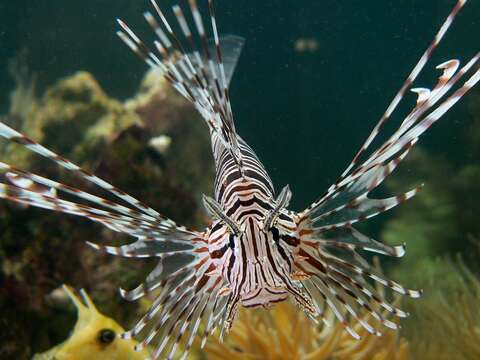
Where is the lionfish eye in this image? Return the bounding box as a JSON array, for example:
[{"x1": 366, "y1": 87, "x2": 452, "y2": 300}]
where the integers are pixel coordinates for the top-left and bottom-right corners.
[
  {"x1": 228, "y1": 233, "x2": 235, "y2": 249},
  {"x1": 270, "y1": 227, "x2": 280, "y2": 242},
  {"x1": 98, "y1": 328, "x2": 116, "y2": 344}
]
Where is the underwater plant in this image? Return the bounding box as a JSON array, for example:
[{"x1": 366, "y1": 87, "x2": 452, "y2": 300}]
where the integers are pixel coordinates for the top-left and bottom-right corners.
[
  {"x1": 0, "y1": 0, "x2": 478, "y2": 359},
  {"x1": 398, "y1": 256, "x2": 480, "y2": 360},
  {"x1": 33, "y1": 285, "x2": 150, "y2": 360}
]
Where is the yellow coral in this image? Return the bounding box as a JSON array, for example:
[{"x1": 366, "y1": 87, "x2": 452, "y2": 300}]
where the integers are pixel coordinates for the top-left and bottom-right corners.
[
  {"x1": 33, "y1": 285, "x2": 149, "y2": 360},
  {"x1": 204, "y1": 298, "x2": 409, "y2": 360}
]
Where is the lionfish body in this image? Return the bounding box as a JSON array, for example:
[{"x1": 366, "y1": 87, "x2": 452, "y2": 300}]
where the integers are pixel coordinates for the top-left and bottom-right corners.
[{"x1": 0, "y1": 0, "x2": 479, "y2": 358}]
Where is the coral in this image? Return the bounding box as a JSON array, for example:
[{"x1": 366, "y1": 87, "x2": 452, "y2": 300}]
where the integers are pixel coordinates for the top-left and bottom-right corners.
[
  {"x1": 7, "y1": 52, "x2": 37, "y2": 123},
  {"x1": 204, "y1": 296, "x2": 409, "y2": 360},
  {"x1": 3, "y1": 71, "x2": 138, "y2": 169}
]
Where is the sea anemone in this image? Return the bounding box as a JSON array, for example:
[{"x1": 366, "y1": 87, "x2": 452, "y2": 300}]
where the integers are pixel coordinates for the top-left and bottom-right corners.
[
  {"x1": 204, "y1": 277, "x2": 409, "y2": 360},
  {"x1": 404, "y1": 257, "x2": 480, "y2": 360}
]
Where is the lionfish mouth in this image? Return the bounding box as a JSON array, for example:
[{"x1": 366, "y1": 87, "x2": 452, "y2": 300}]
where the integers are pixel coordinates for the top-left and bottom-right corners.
[{"x1": 241, "y1": 287, "x2": 289, "y2": 308}]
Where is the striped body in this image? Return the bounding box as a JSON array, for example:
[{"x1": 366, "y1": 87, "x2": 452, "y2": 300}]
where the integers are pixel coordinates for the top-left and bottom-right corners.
[
  {"x1": 0, "y1": 1, "x2": 478, "y2": 359},
  {"x1": 209, "y1": 133, "x2": 296, "y2": 308}
]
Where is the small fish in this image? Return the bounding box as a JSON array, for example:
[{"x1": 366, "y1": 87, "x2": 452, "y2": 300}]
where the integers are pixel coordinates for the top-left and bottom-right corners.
[
  {"x1": 0, "y1": 0, "x2": 478, "y2": 359},
  {"x1": 32, "y1": 285, "x2": 150, "y2": 360}
]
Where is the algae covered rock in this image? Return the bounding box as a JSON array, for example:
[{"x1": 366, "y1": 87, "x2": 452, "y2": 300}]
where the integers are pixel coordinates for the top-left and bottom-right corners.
[
  {"x1": 3, "y1": 71, "x2": 139, "y2": 170},
  {"x1": 0, "y1": 66, "x2": 213, "y2": 359}
]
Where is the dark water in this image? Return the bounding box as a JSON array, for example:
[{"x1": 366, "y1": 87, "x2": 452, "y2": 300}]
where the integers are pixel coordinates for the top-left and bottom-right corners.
[{"x1": 0, "y1": 0, "x2": 478, "y2": 209}]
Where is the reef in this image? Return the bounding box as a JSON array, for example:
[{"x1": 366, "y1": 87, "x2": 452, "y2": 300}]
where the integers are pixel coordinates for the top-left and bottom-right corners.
[{"x1": 0, "y1": 65, "x2": 213, "y2": 359}]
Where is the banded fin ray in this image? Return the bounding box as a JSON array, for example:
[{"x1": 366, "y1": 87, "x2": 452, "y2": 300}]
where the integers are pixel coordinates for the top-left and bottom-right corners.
[
  {"x1": 1, "y1": 161, "x2": 165, "y2": 225},
  {"x1": 0, "y1": 120, "x2": 166, "y2": 220},
  {"x1": 0, "y1": 180, "x2": 189, "y2": 242},
  {"x1": 301, "y1": 0, "x2": 479, "y2": 229},
  {"x1": 119, "y1": 249, "x2": 228, "y2": 360},
  {"x1": 86, "y1": 238, "x2": 194, "y2": 258},
  {"x1": 118, "y1": 0, "x2": 245, "y2": 169},
  {"x1": 294, "y1": 0, "x2": 477, "y2": 338},
  {"x1": 336, "y1": 0, "x2": 468, "y2": 181},
  {"x1": 296, "y1": 241, "x2": 414, "y2": 334},
  {"x1": 315, "y1": 226, "x2": 406, "y2": 258}
]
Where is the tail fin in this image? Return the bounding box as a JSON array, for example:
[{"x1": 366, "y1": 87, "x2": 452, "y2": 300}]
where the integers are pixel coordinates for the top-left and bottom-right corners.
[{"x1": 117, "y1": 0, "x2": 245, "y2": 166}]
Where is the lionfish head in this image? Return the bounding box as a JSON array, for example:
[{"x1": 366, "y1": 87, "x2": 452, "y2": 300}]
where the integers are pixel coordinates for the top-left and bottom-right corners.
[{"x1": 203, "y1": 185, "x2": 318, "y2": 334}]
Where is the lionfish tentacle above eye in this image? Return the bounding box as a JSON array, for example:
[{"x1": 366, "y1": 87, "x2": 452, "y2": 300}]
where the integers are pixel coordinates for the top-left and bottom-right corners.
[
  {"x1": 202, "y1": 194, "x2": 241, "y2": 235},
  {"x1": 263, "y1": 184, "x2": 291, "y2": 231},
  {"x1": 0, "y1": 0, "x2": 478, "y2": 359}
]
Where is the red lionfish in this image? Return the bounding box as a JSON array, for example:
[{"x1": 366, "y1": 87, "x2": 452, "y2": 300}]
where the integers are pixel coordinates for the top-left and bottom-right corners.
[{"x1": 0, "y1": 0, "x2": 479, "y2": 359}]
